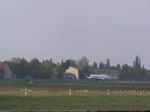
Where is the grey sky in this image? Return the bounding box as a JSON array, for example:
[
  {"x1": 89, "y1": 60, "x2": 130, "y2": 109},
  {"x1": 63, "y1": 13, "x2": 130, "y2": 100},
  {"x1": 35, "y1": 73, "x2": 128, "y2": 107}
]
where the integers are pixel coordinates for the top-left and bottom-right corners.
[{"x1": 0, "y1": 0, "x2": 150, "y2": 68}]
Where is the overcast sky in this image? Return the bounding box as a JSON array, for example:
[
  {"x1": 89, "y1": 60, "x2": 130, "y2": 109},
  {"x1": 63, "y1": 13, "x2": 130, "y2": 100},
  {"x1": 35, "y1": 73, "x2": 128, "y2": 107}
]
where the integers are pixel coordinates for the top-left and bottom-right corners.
[{"x1": 0, "y1": 0, "x2": 150, "y2": 68}]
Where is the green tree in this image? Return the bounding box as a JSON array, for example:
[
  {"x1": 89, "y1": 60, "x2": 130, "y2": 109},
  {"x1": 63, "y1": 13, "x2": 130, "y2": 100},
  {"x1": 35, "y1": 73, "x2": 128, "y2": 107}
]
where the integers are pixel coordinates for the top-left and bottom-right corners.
[
  {"x1": 106, "y1": 58, "x2": 110, "y2": 69},
  {"x1": 99, "y1": 62, "x2": 104, "y2": 70},
  {"x1": 9, "y1": 58, "x2": 29, "y2": 78},
  {"x1": 133, "y1": 56, "x2": 141, "y2": 69},
  {"x1": 77, "y1": 57, "x2": 89, "y2": 79},
  {"x1": 56, "y1": 65, "x2": 64, "y2": 79},
  {"x1": 0, "y1": 69, "x2": 5, "y2": 78},
  {"x1": 138, "y1": 68, "x2": 146, "y2": 78},
  {"x1": 93, "y1": 61, "x2": 97, "y2": 69},
  {"x1": 29, "y1": 58, "x2": 41, "y2": 78},
  {"x1": 116, "y1": 64, "x2": 121, "y2": 71},
  {"x1": 120, "y1": 64, "x2": 133, "y2": 79},
  {"x1": 40, "y1": 60, "x2": 53, "y2": 78}
]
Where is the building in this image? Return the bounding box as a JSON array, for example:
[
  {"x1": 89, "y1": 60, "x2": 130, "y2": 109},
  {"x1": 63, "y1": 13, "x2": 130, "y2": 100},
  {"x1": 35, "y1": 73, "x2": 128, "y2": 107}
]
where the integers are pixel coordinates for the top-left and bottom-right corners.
[
  {"x1": 64, "y1": 67, "x2": 79, "y2": 79},
  {"x1": 63, "y1": 73, "x2": 77, "y2": 79},
  {"x1": 0, "y1": 63, "x2": 12, "y2": 79},
  {"x1": 109, "y1": 70, "x2": 120, "y2": 80}
]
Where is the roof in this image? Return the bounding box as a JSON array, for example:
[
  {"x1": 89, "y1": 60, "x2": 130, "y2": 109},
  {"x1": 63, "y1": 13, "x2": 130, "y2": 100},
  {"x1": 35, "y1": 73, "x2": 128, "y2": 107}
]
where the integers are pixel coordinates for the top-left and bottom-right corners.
[{"x1": 0, "y1": 63, "x2": 7, "y2": 70}]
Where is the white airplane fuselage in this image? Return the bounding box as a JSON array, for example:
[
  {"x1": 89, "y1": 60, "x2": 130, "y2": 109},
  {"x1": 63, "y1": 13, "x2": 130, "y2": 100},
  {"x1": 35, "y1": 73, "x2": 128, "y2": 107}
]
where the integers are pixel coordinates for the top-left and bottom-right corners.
[{"x1": 87, "y1": 74, "x2": 117, "y2": 81}]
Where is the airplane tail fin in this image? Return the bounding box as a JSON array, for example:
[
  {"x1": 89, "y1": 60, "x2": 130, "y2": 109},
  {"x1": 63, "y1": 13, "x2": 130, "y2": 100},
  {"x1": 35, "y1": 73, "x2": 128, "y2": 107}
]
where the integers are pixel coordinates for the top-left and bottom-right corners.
[{"x1": 86, "y1": 75, "x2": 90, "y2": 79}]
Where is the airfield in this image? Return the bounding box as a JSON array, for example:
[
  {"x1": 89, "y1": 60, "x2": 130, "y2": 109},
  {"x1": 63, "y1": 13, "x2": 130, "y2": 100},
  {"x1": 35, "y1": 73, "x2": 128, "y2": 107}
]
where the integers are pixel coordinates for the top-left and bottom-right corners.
[{"x1": 0, "y1": 80, "x2": 150, "y2": 111}]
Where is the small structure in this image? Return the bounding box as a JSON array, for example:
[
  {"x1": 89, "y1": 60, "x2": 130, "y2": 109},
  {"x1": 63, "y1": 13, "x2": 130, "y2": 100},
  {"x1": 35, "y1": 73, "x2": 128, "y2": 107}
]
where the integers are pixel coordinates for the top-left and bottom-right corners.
[
  {"x1": 109, "y1": 70, "x2": 120, "y2": 80},
  {"x1": 69, "y1": 89, "x2": 71, "y2": 95},
  {"x1": 64, "y1": 67, "x2": 79, "y2": 79},
  {"x1": 0, "y1": 63, "x2": 12, "y2": 79},
  {"x1": 21, "y1": 88, "x2": 32, "y2": 96}
]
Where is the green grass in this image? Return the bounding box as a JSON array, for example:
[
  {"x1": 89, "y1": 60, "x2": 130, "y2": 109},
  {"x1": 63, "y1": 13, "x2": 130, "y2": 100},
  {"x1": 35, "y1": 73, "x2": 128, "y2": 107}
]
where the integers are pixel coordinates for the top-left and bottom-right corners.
[
  {"x1": 1, "y1": 82, "x2": 150, "y2": 91},
  {"x1": 1, "y1": 82, "x2": 150, "y2": 111},
  {"x1": 0, "y1": 95, "x2": 150, "y2": 111}
]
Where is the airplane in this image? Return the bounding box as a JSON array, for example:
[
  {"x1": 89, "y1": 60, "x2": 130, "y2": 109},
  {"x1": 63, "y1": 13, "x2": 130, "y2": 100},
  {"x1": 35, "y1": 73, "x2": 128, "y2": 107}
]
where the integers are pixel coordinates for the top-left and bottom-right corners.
[
  {"x1": 86, "y1": 74, "x2": 117, "y2": 81},
  {"x1": 86, "y1": 68, "x2": 117, "y2": 81}
]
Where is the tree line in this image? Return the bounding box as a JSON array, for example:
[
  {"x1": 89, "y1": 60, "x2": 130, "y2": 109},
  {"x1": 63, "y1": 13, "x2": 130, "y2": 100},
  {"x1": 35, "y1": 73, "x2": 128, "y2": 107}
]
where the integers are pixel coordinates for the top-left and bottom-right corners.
[{"x1": 1, "y1": 56, "x2": 150, "y2": 80}]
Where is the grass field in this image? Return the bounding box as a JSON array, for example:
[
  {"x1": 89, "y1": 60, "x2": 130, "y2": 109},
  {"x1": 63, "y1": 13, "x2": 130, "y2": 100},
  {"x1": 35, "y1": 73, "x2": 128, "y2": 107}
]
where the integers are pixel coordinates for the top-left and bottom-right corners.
[{"x1": 0, "y1": 82, "x2": 150, "y2": 111}]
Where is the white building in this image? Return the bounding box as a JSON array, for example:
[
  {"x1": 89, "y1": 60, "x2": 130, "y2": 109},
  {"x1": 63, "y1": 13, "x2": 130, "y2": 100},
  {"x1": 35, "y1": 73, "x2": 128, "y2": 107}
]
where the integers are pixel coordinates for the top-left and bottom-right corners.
[{"x1": 64, "y1": 67, "x2": 79, "y2": 79}]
